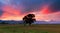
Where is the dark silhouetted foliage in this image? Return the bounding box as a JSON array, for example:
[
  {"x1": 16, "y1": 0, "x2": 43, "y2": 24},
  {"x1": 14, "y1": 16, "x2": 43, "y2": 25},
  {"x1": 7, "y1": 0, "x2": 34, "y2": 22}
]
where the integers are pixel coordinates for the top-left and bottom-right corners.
[{"x1": 23, "y1": 14, "x2": 36, "y2": 26}]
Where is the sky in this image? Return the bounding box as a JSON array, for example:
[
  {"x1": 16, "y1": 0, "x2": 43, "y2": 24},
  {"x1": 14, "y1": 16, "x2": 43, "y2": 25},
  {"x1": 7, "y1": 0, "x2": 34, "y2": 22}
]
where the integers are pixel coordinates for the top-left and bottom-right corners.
[{"x1": 0, "y1": 0, "x2": 60, "y2": 21}]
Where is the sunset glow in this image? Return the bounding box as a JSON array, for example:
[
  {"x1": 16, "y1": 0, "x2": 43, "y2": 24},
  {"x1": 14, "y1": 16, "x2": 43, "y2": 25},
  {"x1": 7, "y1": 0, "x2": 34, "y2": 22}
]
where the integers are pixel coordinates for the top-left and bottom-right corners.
[{"x1": 0, "y1": 0, "x2": 60, "y2": 21}]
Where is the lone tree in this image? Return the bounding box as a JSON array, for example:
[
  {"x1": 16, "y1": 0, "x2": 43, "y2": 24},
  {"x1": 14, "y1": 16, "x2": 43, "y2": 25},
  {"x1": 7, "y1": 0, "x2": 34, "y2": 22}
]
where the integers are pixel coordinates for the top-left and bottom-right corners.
[{"x1": 23, "y1": 14, "x2": 36, "y2": 26}]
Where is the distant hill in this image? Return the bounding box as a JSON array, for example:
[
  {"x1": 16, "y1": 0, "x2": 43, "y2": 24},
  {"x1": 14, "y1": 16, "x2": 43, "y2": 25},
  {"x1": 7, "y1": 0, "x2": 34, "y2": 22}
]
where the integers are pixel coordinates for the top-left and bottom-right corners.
[{"x1": 0, "y1": 20, "x2": 60, "y2": 24}]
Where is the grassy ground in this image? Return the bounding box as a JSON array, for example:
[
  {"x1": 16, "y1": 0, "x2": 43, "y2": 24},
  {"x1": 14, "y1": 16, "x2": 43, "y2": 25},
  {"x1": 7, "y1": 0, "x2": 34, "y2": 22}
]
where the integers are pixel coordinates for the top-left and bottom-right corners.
[{"x1": 0, "y1": 24, "x2": 60, "y2": 33}]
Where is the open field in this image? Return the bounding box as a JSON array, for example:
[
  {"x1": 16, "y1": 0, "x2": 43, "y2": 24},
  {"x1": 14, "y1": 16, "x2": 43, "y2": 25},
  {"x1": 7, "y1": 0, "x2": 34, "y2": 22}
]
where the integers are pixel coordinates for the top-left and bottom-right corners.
[{"x1": 0, "y1": 24, "x2": 60, "y2": 33}]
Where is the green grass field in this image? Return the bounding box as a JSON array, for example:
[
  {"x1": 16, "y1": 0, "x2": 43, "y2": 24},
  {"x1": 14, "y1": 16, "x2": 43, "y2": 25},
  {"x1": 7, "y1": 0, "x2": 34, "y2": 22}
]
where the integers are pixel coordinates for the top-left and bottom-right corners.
[{"x1": 0, "y1": 24, "x2": 60, "y2": 33}]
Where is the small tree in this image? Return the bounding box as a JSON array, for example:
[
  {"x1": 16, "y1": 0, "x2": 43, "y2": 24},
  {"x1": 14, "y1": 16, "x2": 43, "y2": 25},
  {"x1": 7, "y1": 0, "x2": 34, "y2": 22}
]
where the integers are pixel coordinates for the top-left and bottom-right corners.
[{"x1": 23, "y1": 14, "x2": 36, "y2": 26}]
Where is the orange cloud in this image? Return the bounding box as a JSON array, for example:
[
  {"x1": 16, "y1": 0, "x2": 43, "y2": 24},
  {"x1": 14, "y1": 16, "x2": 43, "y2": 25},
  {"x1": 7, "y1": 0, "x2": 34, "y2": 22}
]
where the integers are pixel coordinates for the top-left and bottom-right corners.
[
  {"x1": 40, "y1": 5, "x2": 51, "y2": 14},
  {"x1": 0, "y1": 5, "x2": 23, "y2": 20},
  {"x1": 3, "y1": 5, "x2": 21, "y2": 15}
]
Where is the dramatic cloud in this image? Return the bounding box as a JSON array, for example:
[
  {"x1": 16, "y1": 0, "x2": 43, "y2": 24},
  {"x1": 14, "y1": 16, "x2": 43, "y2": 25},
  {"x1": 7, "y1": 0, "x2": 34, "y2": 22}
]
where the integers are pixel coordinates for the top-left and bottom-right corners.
[
  {"x1": 0, "y1": 0, "x2": 60, "y2": 21},
  {"x1": 49, "y1": 0, "x2": 60, "y2": 12}
]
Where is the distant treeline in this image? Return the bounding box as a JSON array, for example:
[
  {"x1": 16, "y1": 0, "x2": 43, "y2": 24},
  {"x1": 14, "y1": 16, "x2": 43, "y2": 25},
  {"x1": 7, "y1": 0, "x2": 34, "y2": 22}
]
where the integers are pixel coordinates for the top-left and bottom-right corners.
[{"x1": 0, "y1": 20, "x2": 24, "y2": 24}]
